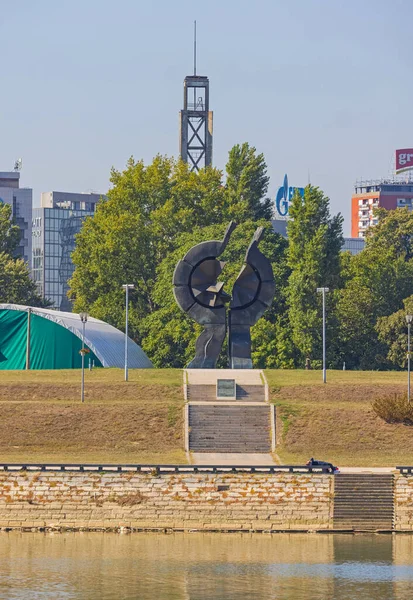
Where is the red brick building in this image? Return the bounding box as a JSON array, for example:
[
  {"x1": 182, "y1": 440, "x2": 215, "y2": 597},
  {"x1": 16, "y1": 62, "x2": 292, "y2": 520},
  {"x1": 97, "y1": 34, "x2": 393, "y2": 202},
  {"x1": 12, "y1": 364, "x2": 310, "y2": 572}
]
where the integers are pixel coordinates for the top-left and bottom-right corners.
[{"x1": 351, "y1": 179, "x2": 413, "y2": 238}]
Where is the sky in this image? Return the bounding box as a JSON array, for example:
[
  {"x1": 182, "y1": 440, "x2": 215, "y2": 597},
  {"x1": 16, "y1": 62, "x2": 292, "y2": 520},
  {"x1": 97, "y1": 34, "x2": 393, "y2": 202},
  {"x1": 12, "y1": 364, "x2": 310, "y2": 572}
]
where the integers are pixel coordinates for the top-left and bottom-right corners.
[{"x1": 1, "y1": 0, "x2": 412, "y2": 235}]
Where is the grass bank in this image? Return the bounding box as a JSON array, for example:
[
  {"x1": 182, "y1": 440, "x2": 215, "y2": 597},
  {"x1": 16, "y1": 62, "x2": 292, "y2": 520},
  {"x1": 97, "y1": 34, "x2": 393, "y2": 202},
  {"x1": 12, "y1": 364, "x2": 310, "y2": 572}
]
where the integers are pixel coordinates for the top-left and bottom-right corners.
[
  {"x1": 0, "y1": 369, "x2": 185, "y2": 464},
  {"x1": 267, "y1": 369, "x2": 411, "y2": 467},
  {"x1": 1, "y1": 368, "x2": 412, "y2": 466}
]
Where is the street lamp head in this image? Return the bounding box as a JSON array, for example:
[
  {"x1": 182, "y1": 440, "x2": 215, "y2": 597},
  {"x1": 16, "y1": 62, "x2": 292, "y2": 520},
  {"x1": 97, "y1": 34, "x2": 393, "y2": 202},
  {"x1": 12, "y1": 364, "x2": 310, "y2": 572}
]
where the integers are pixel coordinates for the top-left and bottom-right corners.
[
  {"x1": 316, "y1": 287, "x2": 330, "y2": 293},
  {"x1": 406, "y1": 314, "x2": 413, "y2": 325},
  {"x1": 79, "y1": 312, "x2": 88, "y2": 323},
  {"x1": 122, "y1": 284, "x2": 135, "y2": 290}
]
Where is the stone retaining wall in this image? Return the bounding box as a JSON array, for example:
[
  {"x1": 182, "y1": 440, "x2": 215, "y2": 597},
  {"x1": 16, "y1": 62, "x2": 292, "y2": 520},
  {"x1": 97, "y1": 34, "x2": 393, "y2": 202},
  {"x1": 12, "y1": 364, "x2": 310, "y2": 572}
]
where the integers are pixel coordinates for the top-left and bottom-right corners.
[
  {"x1": 395, "y1": 474, "x2": 413, "y2": 530},
  {"x1": 0, "y1": 471, "x2": 334, "y2": 531}
]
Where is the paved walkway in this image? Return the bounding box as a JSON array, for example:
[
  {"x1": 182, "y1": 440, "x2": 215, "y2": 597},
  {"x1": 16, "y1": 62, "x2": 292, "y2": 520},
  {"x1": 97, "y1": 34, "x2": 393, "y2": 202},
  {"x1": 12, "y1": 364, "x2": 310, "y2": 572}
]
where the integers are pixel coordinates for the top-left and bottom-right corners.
[
  {"x1": 190, "y1": 455, "x2": 396, "y2": 470},
  {"x1": 339, "y1": 467, "x2": 395, "y2": 473},
  {"x1": 191, "y1": 453, "x2": 275, "y2": 465},
  {"x1": 186, "y1": 369, "x2": 263, "y2": 386}
]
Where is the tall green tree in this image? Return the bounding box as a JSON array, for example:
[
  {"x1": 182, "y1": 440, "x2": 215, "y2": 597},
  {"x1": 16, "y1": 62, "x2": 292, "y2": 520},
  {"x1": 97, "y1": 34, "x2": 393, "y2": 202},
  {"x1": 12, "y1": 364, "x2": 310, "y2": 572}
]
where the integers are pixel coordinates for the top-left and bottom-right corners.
[
  {"x1": 286, "y1": 185, "x2": 344, "y2": 367},
  {"x1": 225, "y1": 143, "x2": 273, "y2": 221},
  {"x1": 69, "y1": 156, "x2": 228, "y2": 331},
  {"x1": 376, "y1": 295, "x2": 413, "y2": 369},
  {"x1": 337, "y1": 208, "x2": 413, "y2": 369},
  {"x1": 0, "y1": 203, "x2": 20, "y2": 256},
  {"x1": 0, "y1": 203, "x2": 46, "y2": 306},
  {"x1": 0, "y1": 253, "x2": 46, "y2": 306},
  {"x1": 70, "y1": 146, "x2": 275, "y2": 341}
]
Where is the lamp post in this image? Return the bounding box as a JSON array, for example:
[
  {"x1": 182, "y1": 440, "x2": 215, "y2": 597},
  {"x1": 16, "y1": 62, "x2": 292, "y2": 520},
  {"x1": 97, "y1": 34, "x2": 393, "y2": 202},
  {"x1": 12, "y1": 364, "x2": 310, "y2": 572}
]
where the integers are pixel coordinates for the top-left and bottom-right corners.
[
  {"x1": 407, "y1": 314, "x2": 413, "y2": 404},
  {"x1": 317, "y1": 287, "x2": 329, "y2": 384},
  {"x1": 79, "y1": 312, "x2": 88, "y2": 402},
  {"x1": 122, "y1": 284, "x2": 135, "y2": 382}
]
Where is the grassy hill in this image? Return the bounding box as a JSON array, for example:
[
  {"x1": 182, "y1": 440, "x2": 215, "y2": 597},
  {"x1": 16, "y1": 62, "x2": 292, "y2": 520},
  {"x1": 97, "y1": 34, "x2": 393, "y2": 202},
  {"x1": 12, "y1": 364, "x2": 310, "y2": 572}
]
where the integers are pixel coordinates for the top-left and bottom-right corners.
[
  {"x1": 0, "y1": 369, "x2": 185, "y2": 464},
  {"x1": 267, "y1": 370, "x2": 410, "y2": 467},
  {"x1": 0, "y1": 368, "x2": 412, "y2": 466}
]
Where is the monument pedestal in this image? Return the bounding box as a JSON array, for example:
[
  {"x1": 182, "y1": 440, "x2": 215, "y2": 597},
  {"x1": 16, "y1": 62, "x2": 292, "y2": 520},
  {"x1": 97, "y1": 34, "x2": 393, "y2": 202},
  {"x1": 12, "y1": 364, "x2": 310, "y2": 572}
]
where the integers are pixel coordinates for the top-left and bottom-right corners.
[{"x1": 184, "y1": 369, "x2": 275, "y2": 457}]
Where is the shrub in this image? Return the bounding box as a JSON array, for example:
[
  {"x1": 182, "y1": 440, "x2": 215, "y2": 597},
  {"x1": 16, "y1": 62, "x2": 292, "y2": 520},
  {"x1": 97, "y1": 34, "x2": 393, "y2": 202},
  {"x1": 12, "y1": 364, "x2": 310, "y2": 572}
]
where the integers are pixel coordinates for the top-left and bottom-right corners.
[{"x1": 372, "y1": 393, "x2": 413, "y2": 425}]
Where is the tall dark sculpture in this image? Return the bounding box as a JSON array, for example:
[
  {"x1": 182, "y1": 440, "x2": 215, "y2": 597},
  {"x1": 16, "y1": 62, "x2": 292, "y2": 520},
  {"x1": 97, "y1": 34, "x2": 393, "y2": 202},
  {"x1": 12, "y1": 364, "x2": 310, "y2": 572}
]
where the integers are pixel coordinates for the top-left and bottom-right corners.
[
  {"x1": 173, "y1": 222, "x2": 275, "y2": 369},
  {"x1": 229, "y1": 226, "x2": 276, "y2": 368}
]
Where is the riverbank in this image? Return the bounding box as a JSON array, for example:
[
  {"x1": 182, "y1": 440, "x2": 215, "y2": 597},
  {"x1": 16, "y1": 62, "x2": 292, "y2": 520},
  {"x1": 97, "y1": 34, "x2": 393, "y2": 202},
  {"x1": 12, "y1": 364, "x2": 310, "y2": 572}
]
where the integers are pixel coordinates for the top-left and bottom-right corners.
[{"x1": 0, "y1": 467, "x2": 411, "y2": 533}]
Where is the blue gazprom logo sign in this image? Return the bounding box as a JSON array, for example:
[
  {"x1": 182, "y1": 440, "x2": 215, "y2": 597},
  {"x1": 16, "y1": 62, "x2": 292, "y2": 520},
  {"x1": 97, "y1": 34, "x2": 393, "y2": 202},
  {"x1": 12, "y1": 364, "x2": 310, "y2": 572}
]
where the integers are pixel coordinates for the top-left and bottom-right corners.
[{"x1": 275, "y1": 174, "x2": 305, "y2": 217}]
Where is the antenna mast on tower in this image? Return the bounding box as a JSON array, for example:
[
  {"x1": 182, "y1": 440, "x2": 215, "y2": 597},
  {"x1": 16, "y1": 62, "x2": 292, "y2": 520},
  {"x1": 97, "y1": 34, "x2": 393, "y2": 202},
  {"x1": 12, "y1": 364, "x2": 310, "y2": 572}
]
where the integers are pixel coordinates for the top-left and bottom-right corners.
[
  {"x1": 179, "y1": 22, "x2": 213, "y2": 171},
  {"x1": 194, "y1": 20, "x2": 197, "y2": 76}
]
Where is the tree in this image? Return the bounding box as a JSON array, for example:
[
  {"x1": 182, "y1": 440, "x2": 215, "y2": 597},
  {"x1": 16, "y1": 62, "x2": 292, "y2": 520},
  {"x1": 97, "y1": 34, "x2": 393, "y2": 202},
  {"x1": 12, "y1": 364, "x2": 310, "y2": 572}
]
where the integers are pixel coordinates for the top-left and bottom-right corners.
[
  {"x1": 69, "y1": 156, "x2": 228, "y2": 331},
  {"x1": 0, "y1": 203, "x2": 20, "y2": 256},
  {"x1": 338, "y1": 208, "x2": 413, "y2": 369},
  {"x1": 140, "y1": 221, "x2": 288, "y2": 367},
  {"x1": 0, "y1": 253, "x2": 46, "y2": 306},
  {"x1": 376, "y1": 295, "x2": 413, "y2": 369},
  {"x1": 225, "y1": 143, "x2": 273, "y2": 221},
  {"x1": 0, "y1": 203, "x2": 46, "y2": 307},
  {"x1": 70, "y1": 146, "x2": 276, "y2": 343},
  {"x1": 286, "y1": 185, "x2": 344, "y2": 367}
]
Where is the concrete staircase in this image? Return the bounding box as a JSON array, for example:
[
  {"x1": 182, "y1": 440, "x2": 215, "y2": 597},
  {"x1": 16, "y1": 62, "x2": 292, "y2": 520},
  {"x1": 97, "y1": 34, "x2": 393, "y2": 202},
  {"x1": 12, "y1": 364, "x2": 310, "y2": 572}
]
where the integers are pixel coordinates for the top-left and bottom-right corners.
[
  {"x1": 333, "y1": 474, "x2": 394, "y2": 530},
  {"x1": 187, "y1": 384, "x2": 265, "y2": 402},
  {"x1": 188, "y1": 404, "x2": 271, "y2": 453}
]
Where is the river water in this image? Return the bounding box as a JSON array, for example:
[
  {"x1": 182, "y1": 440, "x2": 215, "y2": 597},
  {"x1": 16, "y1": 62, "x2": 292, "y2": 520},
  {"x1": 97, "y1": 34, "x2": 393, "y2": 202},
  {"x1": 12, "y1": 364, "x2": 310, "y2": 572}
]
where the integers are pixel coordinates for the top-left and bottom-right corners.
[{"x1": 0, "y1": 532, "x2": 413, "y2": 599}]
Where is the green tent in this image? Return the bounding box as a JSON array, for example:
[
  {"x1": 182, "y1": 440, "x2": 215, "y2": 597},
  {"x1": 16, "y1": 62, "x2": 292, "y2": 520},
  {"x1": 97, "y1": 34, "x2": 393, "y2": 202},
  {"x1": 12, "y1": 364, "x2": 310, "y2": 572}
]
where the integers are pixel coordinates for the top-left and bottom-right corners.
[{"x1": 0, "y1": 305, "x2": 153, "y2": 370}]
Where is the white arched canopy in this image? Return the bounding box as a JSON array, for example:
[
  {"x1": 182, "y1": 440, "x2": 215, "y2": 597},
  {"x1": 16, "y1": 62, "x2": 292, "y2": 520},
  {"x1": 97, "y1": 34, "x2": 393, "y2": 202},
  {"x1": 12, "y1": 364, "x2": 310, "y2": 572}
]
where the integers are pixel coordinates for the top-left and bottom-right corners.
[{"x1": 0, "y1": 304, "x2": 153, "y2": 368}]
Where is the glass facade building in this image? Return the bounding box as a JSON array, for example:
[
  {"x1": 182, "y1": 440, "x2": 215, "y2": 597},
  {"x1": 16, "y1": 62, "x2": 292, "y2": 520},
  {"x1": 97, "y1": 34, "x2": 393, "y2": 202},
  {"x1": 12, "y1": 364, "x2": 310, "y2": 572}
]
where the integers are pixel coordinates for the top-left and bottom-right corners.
[
  {"x1": 0, "y1": 172, "x2": 32, "y2": 267},
  {"x1": 32, "y1": 208, "x2": 93, "y2": 311},
  {"x1": 342, "y1": 237, "x2": 365, "y2": 255}
]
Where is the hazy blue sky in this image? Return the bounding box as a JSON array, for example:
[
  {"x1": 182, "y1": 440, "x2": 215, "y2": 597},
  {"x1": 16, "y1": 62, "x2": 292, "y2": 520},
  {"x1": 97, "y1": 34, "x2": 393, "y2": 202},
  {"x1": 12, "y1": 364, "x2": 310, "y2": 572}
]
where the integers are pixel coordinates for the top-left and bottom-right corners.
[{"x1": 1, "y1": 0, "x2": 412, "y2": 234}]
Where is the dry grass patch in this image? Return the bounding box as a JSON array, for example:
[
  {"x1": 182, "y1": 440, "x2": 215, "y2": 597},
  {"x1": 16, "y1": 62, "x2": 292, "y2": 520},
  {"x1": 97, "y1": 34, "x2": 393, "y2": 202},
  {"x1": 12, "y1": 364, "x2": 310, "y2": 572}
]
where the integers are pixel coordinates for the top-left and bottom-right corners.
[
  {"x1": 0, "y1": 368, "x2": 186, "y2": 463},
  {"x1": 267, "y1": 369, "x2": 413, "y2": 466}
]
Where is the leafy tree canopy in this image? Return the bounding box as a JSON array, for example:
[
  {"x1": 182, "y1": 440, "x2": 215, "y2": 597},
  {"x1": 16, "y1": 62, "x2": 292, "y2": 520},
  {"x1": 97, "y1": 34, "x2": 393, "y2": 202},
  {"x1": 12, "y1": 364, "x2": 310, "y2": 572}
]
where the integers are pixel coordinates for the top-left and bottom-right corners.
[
  {"x1": 286, "y1": 185, "x2": 344, "y2": 365},
  {"x1": 0, "y1": 253, "x2": 46, "y2": 306},
  {"x1": 70, "y1": 149, "x2": 274, "y2": 340},
  {"x1": 337, "y1": 208, "x2": 413, "y2": 369},
  {"x1": 376, "y1": 294, "x2": 413, "y2": 370},
  {"x1": 0, "y1": 203, "x2": 46, "y2": 307},
  {"x1": 225, "y1": 143, "x2": 273, "y2": 221},
  {"x1": 0, "y1": 203, "x2": 20, "y2": 256}
]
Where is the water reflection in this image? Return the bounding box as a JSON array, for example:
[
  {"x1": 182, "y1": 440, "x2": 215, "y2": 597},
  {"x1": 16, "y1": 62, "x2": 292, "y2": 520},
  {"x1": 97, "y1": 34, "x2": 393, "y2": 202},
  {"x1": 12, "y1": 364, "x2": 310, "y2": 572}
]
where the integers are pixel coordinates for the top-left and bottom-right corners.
[{"x1": 0, "y1": 532, "x2": 412, "y2": 599}]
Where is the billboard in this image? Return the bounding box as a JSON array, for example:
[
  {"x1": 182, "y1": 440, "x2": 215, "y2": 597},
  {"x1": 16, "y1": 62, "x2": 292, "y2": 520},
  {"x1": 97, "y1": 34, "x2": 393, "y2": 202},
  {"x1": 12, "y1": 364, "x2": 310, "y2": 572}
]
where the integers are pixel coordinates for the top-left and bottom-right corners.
[
  {"x1": 275, "y1": 174, "x2": 305, "y2": 217},
  {"x1": 396, "y1": 149, "x2": 413, "y2": 174}
]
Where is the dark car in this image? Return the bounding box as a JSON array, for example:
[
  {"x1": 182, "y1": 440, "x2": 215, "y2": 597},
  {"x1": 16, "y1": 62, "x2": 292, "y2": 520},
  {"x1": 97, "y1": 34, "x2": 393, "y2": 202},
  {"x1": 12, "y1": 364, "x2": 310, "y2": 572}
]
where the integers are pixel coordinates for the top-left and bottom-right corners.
[{"x1": 306, "y1": 458, "x2": 340, "y2": 473}]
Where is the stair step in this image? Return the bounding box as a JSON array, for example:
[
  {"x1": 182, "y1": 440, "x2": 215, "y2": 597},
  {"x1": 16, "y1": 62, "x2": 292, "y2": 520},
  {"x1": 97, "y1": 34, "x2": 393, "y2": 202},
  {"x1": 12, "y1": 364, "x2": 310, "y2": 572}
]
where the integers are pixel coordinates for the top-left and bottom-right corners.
[
  {"x1": 188, "y1": 403, "x2": 272, "y2": 453},
  {"x1": 333, "y1": 474, "x2": 394, "y2": 530}
]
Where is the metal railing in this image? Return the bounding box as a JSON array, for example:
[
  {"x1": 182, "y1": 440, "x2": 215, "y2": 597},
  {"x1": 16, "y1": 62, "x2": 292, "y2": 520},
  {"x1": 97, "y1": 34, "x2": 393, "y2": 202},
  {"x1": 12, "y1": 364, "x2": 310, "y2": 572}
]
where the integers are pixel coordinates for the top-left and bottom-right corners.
[
  {"x1": 0, "y1": 463, "x2": 336, "y2": 474},
  {"x1": 396, "y1": 466, "x2": 413, "y2": 474}
]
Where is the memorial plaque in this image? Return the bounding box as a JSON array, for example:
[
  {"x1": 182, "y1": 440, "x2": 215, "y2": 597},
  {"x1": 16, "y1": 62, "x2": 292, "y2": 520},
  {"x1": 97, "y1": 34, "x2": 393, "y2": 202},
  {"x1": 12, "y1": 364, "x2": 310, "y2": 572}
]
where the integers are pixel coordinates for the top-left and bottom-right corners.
[{"x1": 216, "y1": 379, "x2": 236, "y2": 400}]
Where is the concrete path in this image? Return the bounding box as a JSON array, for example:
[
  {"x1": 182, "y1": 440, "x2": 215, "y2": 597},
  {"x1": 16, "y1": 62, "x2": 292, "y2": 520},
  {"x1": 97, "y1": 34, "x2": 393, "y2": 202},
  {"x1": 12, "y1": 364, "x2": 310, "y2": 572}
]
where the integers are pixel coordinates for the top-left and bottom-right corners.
[
  {"x1": 339, "y1": 467, "x2": 395, "y2": 474},
  {"x1": 191, "y1": 453, "x2": 275, "y2": 465},
  {"x1": 186, "y1": 369, "x2": 263, "y2": 385},
  {"x1": 190, "y1": 456, "x2": 396, "y2": 471}
]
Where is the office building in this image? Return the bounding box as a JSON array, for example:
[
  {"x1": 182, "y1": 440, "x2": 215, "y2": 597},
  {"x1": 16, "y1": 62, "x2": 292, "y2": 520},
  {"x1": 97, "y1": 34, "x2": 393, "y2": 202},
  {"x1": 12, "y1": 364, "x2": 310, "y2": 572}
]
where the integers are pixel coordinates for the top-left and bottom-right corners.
[
  {"x1": 40, "y1": 190, "x2": 101, "y2": 212},
  {"x1": 351, "y1": 179, "x2": 413, "y2": 238},
  {"x1": 342, "y1": 237, "x2": 365, "y2": 255},
  {"x1": 32, "y1": 191, "x2": 103, "y2": 311},
  {"x1": 0, "y1": 171, "x2": 32, "y2": 266}
]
